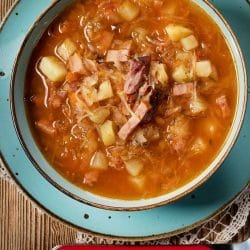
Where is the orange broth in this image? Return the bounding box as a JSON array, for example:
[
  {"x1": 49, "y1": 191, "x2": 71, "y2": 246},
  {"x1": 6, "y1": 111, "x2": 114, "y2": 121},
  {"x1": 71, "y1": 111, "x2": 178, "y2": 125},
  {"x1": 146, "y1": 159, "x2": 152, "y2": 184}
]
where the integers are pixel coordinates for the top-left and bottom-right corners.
[{"x1": 25, "y1": 0, "x2": 236, "y2": 200}]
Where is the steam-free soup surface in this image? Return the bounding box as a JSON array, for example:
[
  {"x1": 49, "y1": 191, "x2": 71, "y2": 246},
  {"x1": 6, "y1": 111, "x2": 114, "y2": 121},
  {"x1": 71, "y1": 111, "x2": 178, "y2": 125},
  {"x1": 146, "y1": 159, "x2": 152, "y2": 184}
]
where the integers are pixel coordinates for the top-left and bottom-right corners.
[{"x1": 25, "y1": 0, "x2": 236, "y2": 200}]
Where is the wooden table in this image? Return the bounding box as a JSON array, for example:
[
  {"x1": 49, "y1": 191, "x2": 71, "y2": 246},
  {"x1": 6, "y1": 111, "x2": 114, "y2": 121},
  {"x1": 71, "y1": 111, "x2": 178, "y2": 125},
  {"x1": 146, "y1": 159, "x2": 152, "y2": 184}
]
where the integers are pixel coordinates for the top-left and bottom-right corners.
[{"x1": 0, "y1": 1, "x2": 249, "y2": 249}]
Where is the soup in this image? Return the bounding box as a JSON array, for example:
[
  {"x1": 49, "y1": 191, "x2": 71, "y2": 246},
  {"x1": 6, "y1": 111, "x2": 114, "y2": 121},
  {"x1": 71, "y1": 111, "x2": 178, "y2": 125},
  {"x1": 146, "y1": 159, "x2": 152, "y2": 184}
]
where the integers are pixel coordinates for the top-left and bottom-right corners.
[{"x1": 25, "y1": 0, "x2": 236, "y2": 200}]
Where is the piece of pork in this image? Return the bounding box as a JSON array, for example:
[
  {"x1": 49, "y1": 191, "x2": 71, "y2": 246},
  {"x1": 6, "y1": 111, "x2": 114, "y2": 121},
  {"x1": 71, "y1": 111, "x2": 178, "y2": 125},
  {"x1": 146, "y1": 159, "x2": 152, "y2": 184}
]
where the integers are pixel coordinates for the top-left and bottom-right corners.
[
  {"x1": 106, "y1": 49, "x2": 130, "y2": 62},
  {"x1": 143, "y1": 90, "x2": 166, "y2": 123},
  {"x1": 124, "y1": 56, "x2": 151, "y2": 96},
  {"x1": 118, "y1": 101, "x2": 151, "y2": 140},
  {"x1": 172, "y1": 82, "x2": 194, "y2": 96}
]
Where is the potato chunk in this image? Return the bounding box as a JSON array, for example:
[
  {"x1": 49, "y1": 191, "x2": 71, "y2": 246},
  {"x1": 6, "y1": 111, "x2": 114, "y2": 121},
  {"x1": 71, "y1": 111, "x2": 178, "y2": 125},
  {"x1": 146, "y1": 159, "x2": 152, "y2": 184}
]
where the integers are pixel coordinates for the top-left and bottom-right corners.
[
  {"x1": 176, "y1": 51, "x2": 192, "y2": 62},
  {"x1": 181, "y1": 35, "x2": 199, "y2": 51},
  {"x1": 172, "y1": 64, "x2": 192, "y2": 82},
  {"x1": 165, "y1": 24, "x2": 193, "y2": 42},
  {"x1": 100, "y1": 120, "x2": 116, "y2": 146},
  {"x1": 83, "y1": 74, "x2": 98, "y2": 87},
  {"x1": 129, "y1": 176, "x2": 145, "y2": 189},
  {"x1": 195, "y1": 60, "x2": 217, "y2": 79},
  {"x1": 191, "y1": 137, "x2": 207, "y2": 154},
  {"x1": 89, "y1": 108, "x2": 110, "y2": 124},
  {"x1": 189, "y1": 95, "x2": 207, "y2": 115},
  {"x1": 168, "y1": 115, "x2": 190, "y2": 139},
  {"x1": 150, "y1": 62, "x2": 168, "y2": 87},
  {"x1": 118, "y1": 1, "x2": 140, "y2": 21},
  {"x1": 90, "y1": 151, "x2": 109, "y2": 170},
  {"x1": 57, "y1": 38, "x2": 77, "y2": 61},
  {"x1": 39, "y1": 56, "x2": 67, "y2": 82},
  {"x1": 81, "y1": 85, "x2": 98, "y2": 106},
  {"x1": 97, "y1": 80, "x2": 114, "y2": 101},
  {"x1": 124, "y1": 159, "x2": 144, "y2": 177}
]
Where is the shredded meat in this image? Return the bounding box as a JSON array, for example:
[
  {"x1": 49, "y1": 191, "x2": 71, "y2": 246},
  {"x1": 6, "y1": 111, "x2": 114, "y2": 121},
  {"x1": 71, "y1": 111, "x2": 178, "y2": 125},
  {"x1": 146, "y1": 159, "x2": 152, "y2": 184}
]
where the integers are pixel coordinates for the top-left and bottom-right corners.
[
  {"x1": 124, "y1": 62, "x2": 145, "y2": 94},
  {"x1": 172, "y1": 82, "x2": 194, "y2": 96},
  {"x1": 124, "y1": 56, "x2": 151, "y2": 97},
  {"x1": 143, "y1": 90, "x2": 166, "y2": 123}
]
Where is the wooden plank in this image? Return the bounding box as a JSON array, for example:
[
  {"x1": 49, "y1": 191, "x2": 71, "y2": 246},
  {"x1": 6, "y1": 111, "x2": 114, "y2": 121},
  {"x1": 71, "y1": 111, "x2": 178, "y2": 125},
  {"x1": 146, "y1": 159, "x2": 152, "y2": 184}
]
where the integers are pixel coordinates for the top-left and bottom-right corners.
[
  {"x1": 0, "y1": 178, "x2": 78, "y2": 250},
  {"x1": 0, "y1": 0, "x2": 15, "y2": 21}
]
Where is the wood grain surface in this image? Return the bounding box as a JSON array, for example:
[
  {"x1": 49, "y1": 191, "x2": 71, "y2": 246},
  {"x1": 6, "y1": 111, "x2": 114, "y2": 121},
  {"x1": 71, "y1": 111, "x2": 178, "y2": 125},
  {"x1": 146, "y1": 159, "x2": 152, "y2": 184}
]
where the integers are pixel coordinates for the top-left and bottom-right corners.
[{"x1": 0, "y1": 1, "x2": 249, "y2": 250}]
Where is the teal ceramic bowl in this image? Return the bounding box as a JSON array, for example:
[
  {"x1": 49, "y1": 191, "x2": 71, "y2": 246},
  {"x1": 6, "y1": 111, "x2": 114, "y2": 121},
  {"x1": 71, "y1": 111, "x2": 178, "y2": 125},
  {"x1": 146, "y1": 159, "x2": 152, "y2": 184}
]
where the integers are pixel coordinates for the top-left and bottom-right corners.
[{"x1": 10, "y1": 0, "x2": 247, "y2": 211}]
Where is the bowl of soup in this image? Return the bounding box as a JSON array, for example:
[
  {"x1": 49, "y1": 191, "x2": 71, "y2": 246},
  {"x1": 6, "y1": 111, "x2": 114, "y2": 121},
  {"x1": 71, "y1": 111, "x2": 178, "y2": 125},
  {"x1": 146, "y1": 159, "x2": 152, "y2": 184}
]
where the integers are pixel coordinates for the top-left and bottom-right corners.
[{"x1": 11, "y1": 0, "x2": 247, "y2": 210}]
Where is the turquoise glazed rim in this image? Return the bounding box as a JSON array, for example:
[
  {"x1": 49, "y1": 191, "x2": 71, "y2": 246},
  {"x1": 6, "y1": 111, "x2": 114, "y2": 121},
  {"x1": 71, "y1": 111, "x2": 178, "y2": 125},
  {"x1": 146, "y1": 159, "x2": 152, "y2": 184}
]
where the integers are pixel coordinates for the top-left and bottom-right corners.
[{"x1": 10, "y1": 0, "x2": 247, "y2": 211}]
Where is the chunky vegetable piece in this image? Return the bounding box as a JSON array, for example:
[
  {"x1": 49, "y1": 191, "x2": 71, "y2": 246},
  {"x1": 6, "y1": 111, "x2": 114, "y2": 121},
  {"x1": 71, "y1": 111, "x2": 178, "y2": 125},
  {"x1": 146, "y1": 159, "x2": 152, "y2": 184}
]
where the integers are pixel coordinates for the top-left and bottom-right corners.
[
  {"x1": 191, "y1": 137, "x2": 207, "y2": 154},
  {"x1": 100, "y1": 120, "x2": 117, "y2": 146},
  {"x1": 165, "y1": 24, "x2": 193, "y2": 42},
  {"x1": 151, "y1": 62, "x2": 168, "y2": 87},
  {"x1": 97, "y1": 80, "x2": 114, "y2": 101},
  {"x1": 189, "y1": 94, "x2": 207, "y2": 115},
  {"x1": 181, "y1": 35, "x2": 199, "y2": 51},
  {"x1": 172, "y1": 64, "x2": 192, "y2": 82},
  {"x1": 129, "y1": 176, "x2": 146, "y2": 189},
  {"x1": 81, "y1": 85, "x2": 98, "y2": 106},
  {"x1": 90, "y1": 151, "x2": 109, "y2": 170},
  {"x1": 39, "y1": 56, "x2": 67, "y2": 82},
  {"x1": 195, "y1": 60, "x2": 217, "y2": 78},
  {"x1": 83, "y1": 75, "x2": 98, "y2": 87},
  {"x1": 118, "y1": 1, "x2": 140, "y2": 21},
  {"x1": 124, "y1": 159, "x2": 144, "y2": 177},
  {"x1": 26, "y1": 0, "x2": 236, "y2": 200},
  {"x1": 89, "y1": 108, "x2": 110, "y2": 124},
  {"x1": 57, "y1": 38, "x2": 77, "y2": 61},
  {"x1": 68, "y1": 53, "x2": 86, "y2": 74}
]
